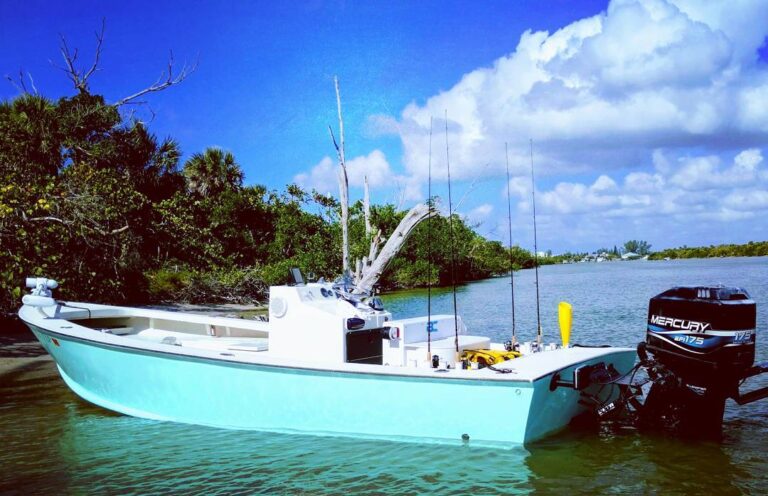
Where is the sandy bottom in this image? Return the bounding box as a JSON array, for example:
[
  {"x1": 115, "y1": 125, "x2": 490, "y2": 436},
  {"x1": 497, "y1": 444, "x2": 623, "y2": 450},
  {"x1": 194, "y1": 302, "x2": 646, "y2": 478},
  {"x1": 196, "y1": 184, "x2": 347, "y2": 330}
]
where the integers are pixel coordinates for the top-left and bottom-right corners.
[{"x1": 0, "y1": 355, "x2": 54, "y2": 377}]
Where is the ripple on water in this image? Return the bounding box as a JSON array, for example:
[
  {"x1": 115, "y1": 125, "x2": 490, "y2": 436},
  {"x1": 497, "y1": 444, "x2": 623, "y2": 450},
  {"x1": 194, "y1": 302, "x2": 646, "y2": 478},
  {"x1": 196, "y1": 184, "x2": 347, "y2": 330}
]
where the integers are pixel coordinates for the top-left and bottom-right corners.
[{"x1": 2, "y1": 258, "x2": 768, "y2": 494}]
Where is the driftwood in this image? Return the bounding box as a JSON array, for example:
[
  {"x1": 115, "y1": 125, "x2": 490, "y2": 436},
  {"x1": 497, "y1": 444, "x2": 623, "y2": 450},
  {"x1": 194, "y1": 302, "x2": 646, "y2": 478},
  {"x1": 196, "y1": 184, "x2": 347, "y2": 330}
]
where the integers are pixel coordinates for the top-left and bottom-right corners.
[{"x1": 354, "y1": 202, "x2": 433, "y2": 293}]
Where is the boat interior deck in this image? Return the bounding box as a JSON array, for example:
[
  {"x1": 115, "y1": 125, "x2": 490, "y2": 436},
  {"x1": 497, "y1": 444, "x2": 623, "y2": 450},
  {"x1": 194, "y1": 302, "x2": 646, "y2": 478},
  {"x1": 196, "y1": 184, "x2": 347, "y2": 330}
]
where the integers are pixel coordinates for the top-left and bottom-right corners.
[{"x1": 69, "y1": 314, "x2": 271, "y2": 354}]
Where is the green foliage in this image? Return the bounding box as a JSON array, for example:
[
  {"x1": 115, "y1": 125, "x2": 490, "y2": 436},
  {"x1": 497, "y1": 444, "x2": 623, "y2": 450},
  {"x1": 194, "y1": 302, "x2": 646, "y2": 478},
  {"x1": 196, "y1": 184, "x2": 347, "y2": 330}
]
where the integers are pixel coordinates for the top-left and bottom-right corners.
[
  {"x1": 648, "y1": 241, "x2": 768, "y2": 260},
  {"x1": 147, "y1": 267, "x2": 195, "y2": 301},
  {"x1": 623, "y1": 239, "x2": 652, "y2": 255},
  {"x1": 1, "y1": 92, "x2": 183, "y2": 313},
  {"x1": 0, "y1": 87, "x2": 543, "y2": 315},
  {"x1": 183, "y1": 147, "x2": 243, "y2": 197},
  {"x1": 369, "y1": 212, "x2": 536, "y2": 290},
  {"x1": 146, "y1": 267, "x2": 267, "y2": 304}
]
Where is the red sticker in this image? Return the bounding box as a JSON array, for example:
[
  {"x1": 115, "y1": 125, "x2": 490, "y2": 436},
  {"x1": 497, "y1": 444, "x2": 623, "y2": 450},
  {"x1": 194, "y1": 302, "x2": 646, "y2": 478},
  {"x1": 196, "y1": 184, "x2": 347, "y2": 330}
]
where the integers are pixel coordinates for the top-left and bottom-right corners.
[{"x1": 52, "y1": 338, "x2": 60, "y2": 347}]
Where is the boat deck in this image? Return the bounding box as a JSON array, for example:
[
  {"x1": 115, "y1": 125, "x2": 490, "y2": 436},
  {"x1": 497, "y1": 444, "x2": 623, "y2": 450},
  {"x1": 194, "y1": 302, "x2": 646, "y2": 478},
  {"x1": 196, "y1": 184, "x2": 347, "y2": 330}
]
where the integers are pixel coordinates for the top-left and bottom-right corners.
[
  {"x1": 22, "y1": 302, "x2": 636, "y2": 384},
  {"x1": 127, "y1": 328, "x2": 270, "y2": 353}
]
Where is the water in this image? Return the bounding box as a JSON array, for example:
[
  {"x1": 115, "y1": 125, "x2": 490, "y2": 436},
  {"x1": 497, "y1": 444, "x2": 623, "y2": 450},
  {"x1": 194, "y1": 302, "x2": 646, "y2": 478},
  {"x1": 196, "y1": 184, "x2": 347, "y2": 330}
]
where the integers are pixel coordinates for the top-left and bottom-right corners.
[{"x1": 2, "y1": 258, "x2": 767, "y2": 494}]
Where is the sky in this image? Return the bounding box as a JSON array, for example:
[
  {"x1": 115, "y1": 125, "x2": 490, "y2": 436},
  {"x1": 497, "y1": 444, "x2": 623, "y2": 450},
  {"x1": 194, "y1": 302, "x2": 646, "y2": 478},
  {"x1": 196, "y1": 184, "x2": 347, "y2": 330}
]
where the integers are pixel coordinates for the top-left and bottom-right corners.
[{"x1": 2, "y1": 0, "x2": 768, "y2": 253}]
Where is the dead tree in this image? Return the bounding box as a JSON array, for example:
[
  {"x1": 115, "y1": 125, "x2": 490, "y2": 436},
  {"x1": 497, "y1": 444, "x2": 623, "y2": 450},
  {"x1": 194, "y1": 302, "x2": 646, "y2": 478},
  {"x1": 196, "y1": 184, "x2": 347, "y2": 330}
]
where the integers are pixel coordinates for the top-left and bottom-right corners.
[
  {"x1": 364, "y1": 175, "x2": 372, "y2": 236},
  {"x1": 54, "y1": 19, "x2": 196, "y2": 107},
  {"x1": 354, "y1": 203, "x2": 433, "y2": 294},
  {"x1": 329, "y1": 76, "x2": 350, "y2": 274},
  {"x1": 113, "y1": 50, "x2": 197, "y2": 107},
  {"x1": 4, "y1": 69, "x2": 38, "y2": 95},
  {"x1": 56, "y1": 19, "x2": 105, "y2": 94},
  {"x1": 328, "y1": 77, "x2": 434, "y2": 291}
]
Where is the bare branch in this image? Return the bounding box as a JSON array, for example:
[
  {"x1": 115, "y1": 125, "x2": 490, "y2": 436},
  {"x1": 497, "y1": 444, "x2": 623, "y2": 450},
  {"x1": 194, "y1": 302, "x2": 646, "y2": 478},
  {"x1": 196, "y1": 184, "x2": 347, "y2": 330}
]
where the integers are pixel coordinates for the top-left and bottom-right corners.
[
  {"x1": 28, "y1": 216, "x2": 71, "y2": 225},
  {"x1": 97, "y1": 224, "x2": 129, "y2": 235},
  {"x1": 4, "y1": 70, "x2": 27, "y2": 94},
  {"x1": 56, "y1": 18, "x2": 105, "y2": 94},
  {"x1": 27, "y1": 72, "x2": 38, "y2": 95},
  {"x1": 82, "y1": 19, "x2": 105, "y2": 84},
  {"x1": 27, "y1": 215, "x2": 127, "y2": 236},
  {"x1": 4, "y1": 68, "x2": 38, "y2": 95},
  {"x1": 58, "y1": 34, "x2": 81, "y2": 90},
  {"x1": 114, "y1": 50, "x2": 198, "y2": 106},
  {"x1": 367, "y1": 229, "x2": 382, "y2": 262}
]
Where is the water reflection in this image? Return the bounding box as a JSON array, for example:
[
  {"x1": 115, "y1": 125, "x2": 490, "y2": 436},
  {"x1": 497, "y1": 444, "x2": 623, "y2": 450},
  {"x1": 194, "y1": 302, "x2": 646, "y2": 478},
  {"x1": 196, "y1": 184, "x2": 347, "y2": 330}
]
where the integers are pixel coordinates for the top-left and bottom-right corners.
[
  {"x1": 525, "y1": 427, "x2": 752, "y2": 495},
  {"x1": 2, "y1": 360, "x2": 766, "y2": 494}
]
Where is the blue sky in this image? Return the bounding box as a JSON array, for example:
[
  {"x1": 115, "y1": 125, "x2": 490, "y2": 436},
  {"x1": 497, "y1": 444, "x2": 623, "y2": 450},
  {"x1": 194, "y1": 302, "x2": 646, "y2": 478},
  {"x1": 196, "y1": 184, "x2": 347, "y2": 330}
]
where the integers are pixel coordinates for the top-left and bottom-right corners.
[{"x1": 3, "y1": 0, "x2": 768, "y2": 253}]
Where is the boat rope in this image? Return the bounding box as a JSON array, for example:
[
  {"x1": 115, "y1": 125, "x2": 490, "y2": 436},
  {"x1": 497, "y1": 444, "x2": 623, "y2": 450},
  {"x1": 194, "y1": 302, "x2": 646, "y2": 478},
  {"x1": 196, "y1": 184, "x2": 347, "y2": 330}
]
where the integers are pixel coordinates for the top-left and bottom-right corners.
[
  {"x1": 487, "y1": 364, "x2": 516, "y2": 374},
  {"x1": 445, "y1": 110, "x2": 459, "y2": 354}
]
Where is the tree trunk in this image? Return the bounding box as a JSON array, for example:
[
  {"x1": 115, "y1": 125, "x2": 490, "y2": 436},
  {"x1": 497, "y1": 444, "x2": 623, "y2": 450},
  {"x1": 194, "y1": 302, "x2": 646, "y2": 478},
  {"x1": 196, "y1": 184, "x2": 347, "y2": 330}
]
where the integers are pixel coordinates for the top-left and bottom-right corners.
[
  {"x1": 354, "y1": 202, "x2": 432, "y2": 293},
  {"x1": 364, "y1": 175, "x2": 372, "y2": 236},
  {"x1": 332, "y1": 76, "x2": 350, "y2": 274}
]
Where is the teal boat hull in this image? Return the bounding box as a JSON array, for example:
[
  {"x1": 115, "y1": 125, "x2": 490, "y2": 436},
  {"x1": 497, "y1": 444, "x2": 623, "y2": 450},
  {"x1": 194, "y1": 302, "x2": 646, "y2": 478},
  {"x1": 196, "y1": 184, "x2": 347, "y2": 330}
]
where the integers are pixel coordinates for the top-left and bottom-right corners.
[{"x1": 29, "y1": 325, "x2": 636, "y2": 445}]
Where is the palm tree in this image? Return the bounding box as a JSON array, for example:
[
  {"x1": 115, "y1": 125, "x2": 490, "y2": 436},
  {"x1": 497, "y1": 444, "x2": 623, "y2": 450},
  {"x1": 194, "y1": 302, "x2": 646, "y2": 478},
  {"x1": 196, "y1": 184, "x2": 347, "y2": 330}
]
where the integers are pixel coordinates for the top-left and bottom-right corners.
[{"x1": 183, "y1": 147, "x2": 244, "y2": 197}]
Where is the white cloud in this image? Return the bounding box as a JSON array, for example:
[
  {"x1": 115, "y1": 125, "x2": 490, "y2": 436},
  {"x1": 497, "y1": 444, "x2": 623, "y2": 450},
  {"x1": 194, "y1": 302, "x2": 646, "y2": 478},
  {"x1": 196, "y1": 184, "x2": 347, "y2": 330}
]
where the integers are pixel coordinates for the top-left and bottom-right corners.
[
  {"x1": 294, "y1": 156, "x2": 337, "y2": 195},
  {"x1": 345, "y1": 150, "x2": 394, "y2": 188},
  {"x1": 667, "y1": 149, "x2": 764, "y2": 190},
  {"x1": 495, "y1": 147, "x2": 767, "y2": 250},
  {"x1": 467, "y1": 203, "x2": 493, "y2": 219},
  {"x1": 294, "y1": 149, "x2": 395, "y2": 194},
  {"x1": 295, "y1": 0, "x2": 768, "y2": 250},
  {"x1": 377, "y1": 0, "x2": 768, "y2": 184},
  {"x1": 294, "y1": 150, "x2": 424, "y2": 203},
  {"x1": 530, "y1": 148, "x2": 768, "y2": 221}
]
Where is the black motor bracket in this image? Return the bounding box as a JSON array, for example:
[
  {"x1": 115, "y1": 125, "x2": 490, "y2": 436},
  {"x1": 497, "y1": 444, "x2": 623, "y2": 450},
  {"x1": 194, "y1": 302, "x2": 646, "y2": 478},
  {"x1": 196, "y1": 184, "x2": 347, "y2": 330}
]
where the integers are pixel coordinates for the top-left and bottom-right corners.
[{"x1": 550, "y1": 362, "x2": 622, "y2": 392}]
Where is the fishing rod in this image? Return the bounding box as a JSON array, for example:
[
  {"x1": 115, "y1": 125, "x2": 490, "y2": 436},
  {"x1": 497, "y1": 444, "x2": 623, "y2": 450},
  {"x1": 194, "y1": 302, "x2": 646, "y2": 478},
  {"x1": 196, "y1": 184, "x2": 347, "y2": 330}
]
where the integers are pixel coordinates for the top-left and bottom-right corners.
[
  {"x1": 445, "y1": 110, "x2": 459, "y2": 355},
  {"x1": 529, "y1": 139, "x2": 543, "y2": 348},
  {"x1": 427, "y1": 116, "x2": 433, "y2": 359},
  {"x1": 504, "y1": 143, "x2": 518, "y2": 351}
]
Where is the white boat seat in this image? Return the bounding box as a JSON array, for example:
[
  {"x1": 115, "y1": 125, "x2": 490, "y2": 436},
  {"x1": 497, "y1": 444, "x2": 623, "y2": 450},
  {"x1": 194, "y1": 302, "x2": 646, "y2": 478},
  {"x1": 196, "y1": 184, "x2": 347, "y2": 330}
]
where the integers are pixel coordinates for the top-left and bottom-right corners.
[{"x1": 407, "y1": 335, "x2": 490, "y2": 351}]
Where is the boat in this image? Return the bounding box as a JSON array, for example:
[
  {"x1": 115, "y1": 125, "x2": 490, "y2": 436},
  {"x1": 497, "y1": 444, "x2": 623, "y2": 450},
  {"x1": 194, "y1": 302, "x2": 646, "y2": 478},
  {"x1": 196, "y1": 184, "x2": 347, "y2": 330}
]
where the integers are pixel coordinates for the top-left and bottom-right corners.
[{"x1": 19, "y1": 275, "x2": 637, "y2": 445}]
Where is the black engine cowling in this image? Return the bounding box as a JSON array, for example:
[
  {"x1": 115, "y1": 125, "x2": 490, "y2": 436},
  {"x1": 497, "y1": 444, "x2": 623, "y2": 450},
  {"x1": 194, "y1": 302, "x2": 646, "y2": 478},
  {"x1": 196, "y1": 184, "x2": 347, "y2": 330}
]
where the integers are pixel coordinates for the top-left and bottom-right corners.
[{"x1": 645, "y1": 285, "x2": 756, "y2": 387}]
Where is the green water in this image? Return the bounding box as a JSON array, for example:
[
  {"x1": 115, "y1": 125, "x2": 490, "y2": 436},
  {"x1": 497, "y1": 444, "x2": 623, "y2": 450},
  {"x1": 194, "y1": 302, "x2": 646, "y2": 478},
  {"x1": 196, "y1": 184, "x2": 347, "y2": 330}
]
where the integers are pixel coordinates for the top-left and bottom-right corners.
[{"x1": 2, "y1": 258, "x2": 767, "y2": 494}]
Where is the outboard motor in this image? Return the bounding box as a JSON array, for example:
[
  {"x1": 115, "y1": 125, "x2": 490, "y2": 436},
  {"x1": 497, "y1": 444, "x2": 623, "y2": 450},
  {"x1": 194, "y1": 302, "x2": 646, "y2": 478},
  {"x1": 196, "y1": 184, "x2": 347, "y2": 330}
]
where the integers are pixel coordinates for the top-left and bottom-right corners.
[
  {"x1": 637, "y1": 286, "x2": 766, "y2": 438},
  {"x1": 645, "y1": 286, "x2": 755, "y2": 384}
]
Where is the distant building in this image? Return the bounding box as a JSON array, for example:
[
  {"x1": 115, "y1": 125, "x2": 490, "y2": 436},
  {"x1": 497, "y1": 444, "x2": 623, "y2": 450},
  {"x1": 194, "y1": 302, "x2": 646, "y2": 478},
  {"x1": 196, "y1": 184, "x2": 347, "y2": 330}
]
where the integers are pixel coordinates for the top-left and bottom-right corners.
[{"x1": 621, "y1": 251, "x2": 641, "y2": 260}]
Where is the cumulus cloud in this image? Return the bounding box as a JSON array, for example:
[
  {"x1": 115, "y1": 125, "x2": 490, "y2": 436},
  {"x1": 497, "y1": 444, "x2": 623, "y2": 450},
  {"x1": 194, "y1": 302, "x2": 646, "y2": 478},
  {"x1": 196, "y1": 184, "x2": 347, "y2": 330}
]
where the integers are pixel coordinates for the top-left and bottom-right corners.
[
  {"x1": 668, "y1": 149, "x2": 764, "y2": 190},
  {"x1": 527, "y1": 147, "x2": 768, "y2": 220},
  {"x1": 294, "y1": 149, "x2": 393, "y2": 194},
  {"x1": 294, "y1": 149, "x2": 423, "y2": 202},
  {"x1": 376, "y1": 0, "x2": 768, "y2": 182},
  {"x1": 499, "y1": 147, "x2": 768, "y2": 250},
  {"x1": 465, "y1": 204, "x2": 493, "y2": 225},
  {"x1": 294, "y1": 0, "x2": 768, "y2": 249}
]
